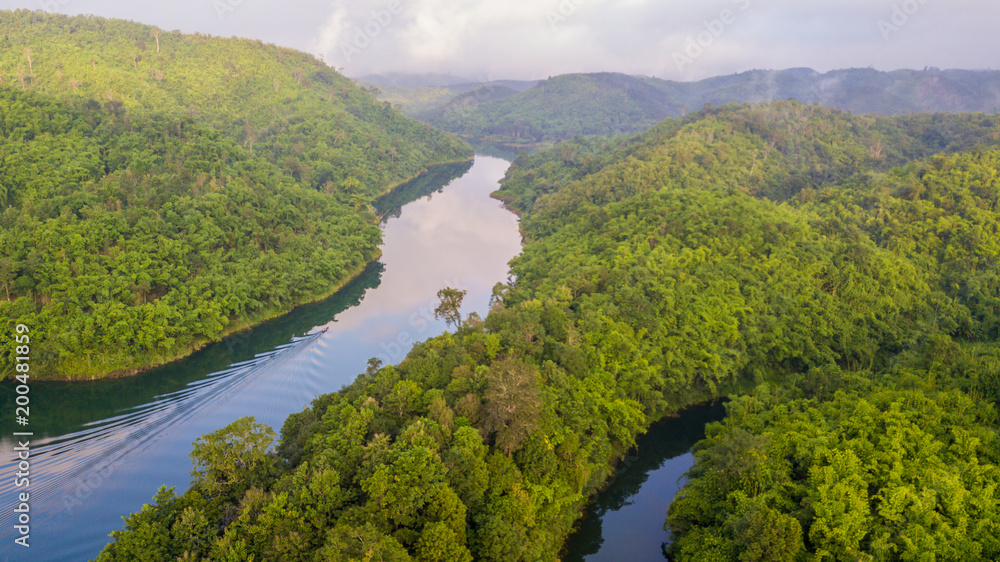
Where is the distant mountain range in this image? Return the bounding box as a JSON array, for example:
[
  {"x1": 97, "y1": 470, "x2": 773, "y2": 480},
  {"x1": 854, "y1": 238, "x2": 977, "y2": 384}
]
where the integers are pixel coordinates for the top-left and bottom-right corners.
[
  {"x1": 360, "y1": 68, "x2": 1000, "y2": 147},
  {"x1": 357, "y1": 72, "x2": 475, "y2": 88},
  {"x1": 358, "y1": 72, "x2": 537, "y2": 92},
  {"x1": 355, "y1": 73, "x2": 537, "y2": 119}
]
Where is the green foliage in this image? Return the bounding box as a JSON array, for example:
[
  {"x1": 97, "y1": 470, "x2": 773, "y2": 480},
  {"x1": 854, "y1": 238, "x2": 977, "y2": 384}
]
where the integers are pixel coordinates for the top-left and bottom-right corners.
[
  {"x1": 797, "y1": 150, "x2": 1000, "y2": 342},
  {"x1": 0, "y1": 88, "x2": 381, "y2": 377},
  {"x1": 434, "y1": 287, "x2": 467, "y2": 330},
  {"x1": 361, "y1": 82, "x2": 466, "y2": 119},
  {"x1": 190, "y1": 416, "x2": 276, "y2": 500},
  {"x1": 667, "y1": 386, "x2": 1000, "y2": 561},
  {"x1": 425, "y1": 68, "x2": 1000, "y2": 145},
  {"x1": 0, "y1": 11, "x2": 471, "y2": 379},
  {"x1": 97, "y1": 486, "x2": 215, "y2": 561},
  {"x1": 481, "y1": 357, "x2": 542, "y2": 456},
  {"x1": 0, "y1": 10, "x2": 471, "y2": 193},
  {"x1": 100, "y1": 101, "x2": 1000, "y2": 561},
  {"x1": 431, "y1": 73, "x2": 676, "y2": 145}
]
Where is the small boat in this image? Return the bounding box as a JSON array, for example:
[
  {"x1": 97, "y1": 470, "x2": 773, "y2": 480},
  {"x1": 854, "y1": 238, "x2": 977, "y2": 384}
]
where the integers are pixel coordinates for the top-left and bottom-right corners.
[{"x1": 321, "y1": 326, "x2": 329, "y2": 333}]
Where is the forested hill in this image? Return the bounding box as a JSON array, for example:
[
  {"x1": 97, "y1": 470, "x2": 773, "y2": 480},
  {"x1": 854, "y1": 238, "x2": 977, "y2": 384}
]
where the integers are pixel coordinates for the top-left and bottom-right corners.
[
  {"x1": 426, "y1": 68, "x2": 1000, "y2": 145},
  {"x1": 355, "y1": 77, "x2": 537, "y2": 126},
  {"x1": 495, "y1": 102, "x2": 1000, "y2": 208},
  {"x1": 98, "y1": 102, "x2": 1000, "y2": 560},
  {"x1": 0, "y1": 10, "x2": 471, "y2": 380},
  {"x1": 0, "y1": 9, "x2": 470, "y2": 192}
]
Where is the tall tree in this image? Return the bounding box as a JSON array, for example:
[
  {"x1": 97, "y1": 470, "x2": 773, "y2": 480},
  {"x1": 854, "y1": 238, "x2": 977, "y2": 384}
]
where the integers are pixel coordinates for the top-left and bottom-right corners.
[
  {"x1": 150, "y1": 27, "x2": 162, "y2": 53},
  {"x1": 482, "y1": 358, "x2": 542, "y2": 456},
  {"x1": 435, "y1": 287, "x2": 467, "y2": 330},
  {"x1": 190, "y1": 416, "x2": 275, "y2": 500},
  {"x1": 0, "y1": 259, "x2": 14, "y2": 301}
]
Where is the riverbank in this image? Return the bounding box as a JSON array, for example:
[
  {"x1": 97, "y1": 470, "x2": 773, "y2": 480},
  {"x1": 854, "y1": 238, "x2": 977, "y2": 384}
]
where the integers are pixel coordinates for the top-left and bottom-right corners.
[
  {"x1": 375, "y1": 156, "x2": 476, "y2": 198},
  {"x1": 56, "y1": 251, "x2": 381, "y2": 381},
  {"x1": 0, "y1": 155, "x2": 523, "y2": 562},
  {"x1": 553, "y1": 378, "x2": 754, "y2": 560},
  {"x1": 49, "y1": 158, "x2": 475, "y2": 382},
  {"x1": 561, "y1": 400, "x2": 729, "y2": 561}
]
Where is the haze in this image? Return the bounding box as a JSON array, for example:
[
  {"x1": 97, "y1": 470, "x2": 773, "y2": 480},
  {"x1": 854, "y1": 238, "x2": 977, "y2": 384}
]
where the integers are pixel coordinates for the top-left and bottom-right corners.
[{"x1": 0, "y1": 0, "x2": 994, "y2": 81}]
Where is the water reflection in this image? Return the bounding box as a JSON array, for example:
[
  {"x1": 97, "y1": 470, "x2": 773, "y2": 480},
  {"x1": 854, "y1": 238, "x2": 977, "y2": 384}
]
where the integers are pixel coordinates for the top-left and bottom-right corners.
[
  {"x1": 0, "y1": 263, "x2": 383, "y2": 442},
  {"x1": 375, "y1": 160, "x2": 474, "y2": 220},
  {"x1": 563, "y1": 401, "x2": 727, "y2": 562},
  {"x1": 0, "y1": 156, "x2": 521, "y2": 561},
  {"x1": 0, "y1": 337, "x2": 310, "y2": 530}
]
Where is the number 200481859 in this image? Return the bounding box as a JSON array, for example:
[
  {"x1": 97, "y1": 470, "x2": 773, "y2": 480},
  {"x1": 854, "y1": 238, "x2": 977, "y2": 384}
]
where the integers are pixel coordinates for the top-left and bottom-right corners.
[{"x1": 14, "y1": 324, "x2": 30, "y2": 423}]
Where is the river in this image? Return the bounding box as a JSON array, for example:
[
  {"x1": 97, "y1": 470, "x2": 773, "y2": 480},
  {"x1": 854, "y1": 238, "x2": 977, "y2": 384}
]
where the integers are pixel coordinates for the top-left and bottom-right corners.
[
  {"x1": 2, "y1": 155, "x2": 722, "y2": 562},
  {"x1": 0, "y1": 156, "x2": 520, "y2": 561},
  {"x1": 562, "y1": 402, "x2": 727, "y2": 561}
]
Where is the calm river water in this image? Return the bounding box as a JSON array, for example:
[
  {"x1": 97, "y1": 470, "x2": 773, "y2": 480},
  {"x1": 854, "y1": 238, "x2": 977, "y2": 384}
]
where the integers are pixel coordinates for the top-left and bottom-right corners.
[
  {"x1": 563, "y1": 402, "x2": 727, "y2": 561},
  {"x1": 1, "y1": 155, "x2": 722, "y2": 562},
  {"x1": 0, "y1": 156, "x2": 519, "y2": 561}
]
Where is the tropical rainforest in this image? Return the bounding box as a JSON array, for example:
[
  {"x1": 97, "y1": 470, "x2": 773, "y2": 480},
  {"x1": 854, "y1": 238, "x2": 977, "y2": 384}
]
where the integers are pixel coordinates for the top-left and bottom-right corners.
[
  {"x1": 98, "y1": 101, "x2": 1000, "y2": 560},
  {"x1": 0, "y1": 10, "x2": 471, "y2": 379}
]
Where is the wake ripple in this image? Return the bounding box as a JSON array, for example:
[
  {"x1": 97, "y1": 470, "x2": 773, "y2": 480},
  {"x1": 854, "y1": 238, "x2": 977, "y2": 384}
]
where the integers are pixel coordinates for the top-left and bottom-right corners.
[{"x1": 0, "y1": 331, "x2": 320, "y2": 526}]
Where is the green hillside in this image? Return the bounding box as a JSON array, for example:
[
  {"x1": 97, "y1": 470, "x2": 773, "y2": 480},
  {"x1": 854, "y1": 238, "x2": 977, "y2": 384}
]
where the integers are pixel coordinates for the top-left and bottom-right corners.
[
  {"x1": 0, "y1": 10, "x2": 470, "y2": 193},
  {"x1": 0, "y1": 10, "x2": 471, "y2": 379},
  {"x1": 666, "y1": 148, "x2": 1000, "y2": 560},
  {"x1": 431, "y1": 72, "x2": 675, "y2": 145},
  {"x1": 423, "y1": 68, "x2": 1000, "y2": 146},
  {"x1": 358, "y1": 83, "x2": 468, "y2": 122},
  {"x1": 98, "y1": 103, "x2": 1000, "y2": 560}
]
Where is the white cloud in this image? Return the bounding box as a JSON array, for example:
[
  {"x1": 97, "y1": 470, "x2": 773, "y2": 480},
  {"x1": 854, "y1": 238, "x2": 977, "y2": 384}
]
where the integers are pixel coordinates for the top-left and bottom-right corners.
[
  {"x1": 313, "y1": 6, "x2": 347, "y2": 58},
  {"x1": 3, "y1": 0, "x2": 996, "y2": 80}
]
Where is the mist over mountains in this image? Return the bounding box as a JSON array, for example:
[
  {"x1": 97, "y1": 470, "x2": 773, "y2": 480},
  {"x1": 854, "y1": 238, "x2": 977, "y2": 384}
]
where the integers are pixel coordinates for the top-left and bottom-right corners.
[{"x1": 359, "y1": 67, "x2": 1000, "y2": 146}]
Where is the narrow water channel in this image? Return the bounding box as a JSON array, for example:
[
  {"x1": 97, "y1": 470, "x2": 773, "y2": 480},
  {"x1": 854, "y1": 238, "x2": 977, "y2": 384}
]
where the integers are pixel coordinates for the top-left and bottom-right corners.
[
  {"x1": 563, "y1": 402, "x2": 728, "y2": 562},
  {"x1": 0, "y1": 156, "x2": 521, "y2": 561},
  {"x1": 3, "y1": 154, "x2": 725, "y2": 562}
]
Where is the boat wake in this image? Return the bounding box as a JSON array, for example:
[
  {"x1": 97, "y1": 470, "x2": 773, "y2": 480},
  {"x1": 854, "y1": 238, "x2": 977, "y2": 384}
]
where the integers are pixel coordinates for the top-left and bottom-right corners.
[{"x1": 0, "y1": 331, "x2": 321, "y2": 527}]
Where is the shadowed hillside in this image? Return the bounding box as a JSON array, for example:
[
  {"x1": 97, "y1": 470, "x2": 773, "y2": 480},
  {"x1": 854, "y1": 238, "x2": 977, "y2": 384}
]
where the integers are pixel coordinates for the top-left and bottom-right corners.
[{"x1": 408, "y1": 68, "x2": 1000, "y2": 146}]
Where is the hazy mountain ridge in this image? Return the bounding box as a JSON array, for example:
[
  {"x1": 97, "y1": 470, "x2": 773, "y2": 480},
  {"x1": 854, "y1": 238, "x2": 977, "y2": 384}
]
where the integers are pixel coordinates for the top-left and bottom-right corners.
[
  {"x1": 355, "y1": 75, "x2": 537, "y2": 120},
  {"x1": 357, "y1": 72, "x2": 478, "y2": 89},
  {"x1": 388, "y1": 67, "x2": 1000, "y2": 146}
]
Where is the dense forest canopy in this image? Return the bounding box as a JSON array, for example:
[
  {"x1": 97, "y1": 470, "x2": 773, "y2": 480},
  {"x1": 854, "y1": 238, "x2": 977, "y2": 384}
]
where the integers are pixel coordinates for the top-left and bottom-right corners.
[
  {"x1": 667, "y1": 381, "x2": 1000, "y2": 561},
  {"x1": 402, "y1": 68, "x2": 1000, "y2": 146},
  {"x1": 99, "y1": 102, "x2": 1000, "y2": 560},
  {"x1": 0, "y1": 10, "x2": 471, "y2": 379},
  {"x1": 0, "y1": 10, "x2": 470, "y2": 193}
]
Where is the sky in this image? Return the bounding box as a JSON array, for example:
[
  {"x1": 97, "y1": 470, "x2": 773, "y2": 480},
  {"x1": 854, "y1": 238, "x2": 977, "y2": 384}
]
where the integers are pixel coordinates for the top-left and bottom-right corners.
[{"x1": 0, "y1": 0, "x2": 995, "y2": 81}]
